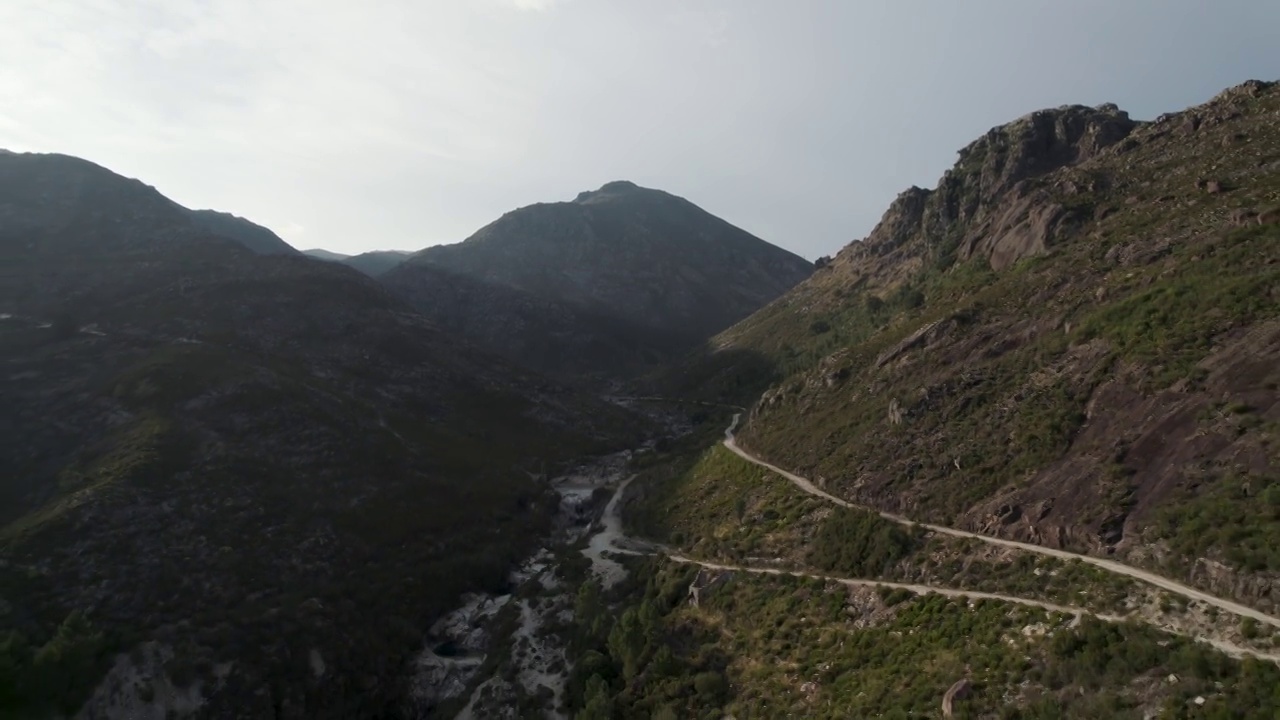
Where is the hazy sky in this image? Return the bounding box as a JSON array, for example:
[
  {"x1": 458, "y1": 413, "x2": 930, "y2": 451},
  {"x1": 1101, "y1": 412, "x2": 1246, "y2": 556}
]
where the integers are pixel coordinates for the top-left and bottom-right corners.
[{"x1": 2, "y1": 1, "x2": 1277, "y2": 259}]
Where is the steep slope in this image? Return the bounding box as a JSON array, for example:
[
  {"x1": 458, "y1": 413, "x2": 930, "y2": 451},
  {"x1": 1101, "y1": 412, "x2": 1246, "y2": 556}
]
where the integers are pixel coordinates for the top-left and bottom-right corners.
[
  {"x1": 668, "y1": 80, "x2": 1280, "y2": 612},
  {"x1": 384, "y1": 181, "x2": 814, "y2": 381},
  {"x1": 0, "y1": 152, "x2": 641, "y2": 717},
  {"x1": 187, "y1": 208, "x2": 298, "y2": 255}
]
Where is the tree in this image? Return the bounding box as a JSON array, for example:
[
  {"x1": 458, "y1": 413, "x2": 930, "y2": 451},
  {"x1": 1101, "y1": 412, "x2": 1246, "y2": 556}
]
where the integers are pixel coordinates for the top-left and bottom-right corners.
[
  {"x1": 576, "y1": 675, "x2": 614, "y2": 720},
  {"x1": 607, "y1": 608, "x2": 648, "y2": 680},
  {"x1": 30, "y1": 610, "x2": 106, "y2": 713}
]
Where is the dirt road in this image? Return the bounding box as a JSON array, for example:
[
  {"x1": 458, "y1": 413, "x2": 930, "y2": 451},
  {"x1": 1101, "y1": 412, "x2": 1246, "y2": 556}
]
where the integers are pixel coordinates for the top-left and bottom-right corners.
[
  {"x1": 663, "y1": 553, "x2": 1280, "y2": 663},
  {"x1": 721, "y1": 413, "x2": 1280, "y2": 630}
]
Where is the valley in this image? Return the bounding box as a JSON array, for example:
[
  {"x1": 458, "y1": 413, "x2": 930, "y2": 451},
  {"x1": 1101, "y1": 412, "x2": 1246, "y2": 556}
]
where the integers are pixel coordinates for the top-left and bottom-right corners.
[
  {"x1": 1, "y1": 69, "x2": 1278, "y2": 719},
  {"x1": 368, "y1": 400, "x2": 1279, "y2": 718}
]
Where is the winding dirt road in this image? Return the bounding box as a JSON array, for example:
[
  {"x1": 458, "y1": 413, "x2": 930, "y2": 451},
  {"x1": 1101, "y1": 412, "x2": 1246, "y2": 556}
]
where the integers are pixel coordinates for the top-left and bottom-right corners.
[
  {"x1": 584, "y1": 465, "x2": 1280, "y2": 663},
  {"x1": 721, "y1": 413, "x2": 1280, "y2": 631},
  {"x1": 662, "y1": 554, "x2": 1280, "y2": 663}
]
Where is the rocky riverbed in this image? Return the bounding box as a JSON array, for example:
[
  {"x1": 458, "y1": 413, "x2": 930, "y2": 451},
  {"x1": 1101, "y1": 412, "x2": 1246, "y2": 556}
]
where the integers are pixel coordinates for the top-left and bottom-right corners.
[{"x1": 408, "y1": 449, "x2": 640, "y2": 719}]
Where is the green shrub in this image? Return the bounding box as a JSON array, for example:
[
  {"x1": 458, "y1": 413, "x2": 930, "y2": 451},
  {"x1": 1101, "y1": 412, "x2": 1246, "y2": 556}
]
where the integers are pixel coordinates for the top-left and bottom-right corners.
[
  {"x1": 693, "y1": 670, "x2": 728, "y2": 703},
  {"x1": 807, "y1": 507, "x2": 918, "y2": 576}
]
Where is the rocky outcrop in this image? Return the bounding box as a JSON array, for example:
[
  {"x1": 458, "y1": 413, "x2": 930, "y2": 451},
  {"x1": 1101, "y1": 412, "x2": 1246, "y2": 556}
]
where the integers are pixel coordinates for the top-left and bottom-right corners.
[
  {"x1": 409, "y1": 593, "x2": 510, "y2": 709},
  {"x1": 864, "y1": 103, "x2": 1137, "y2": 272},
  {"x1": 687, "y1": 568, "x2": 732, "y2": 607},
  {"x1": 778, "y1": 105, "x2": 1142, "y2": 327}
]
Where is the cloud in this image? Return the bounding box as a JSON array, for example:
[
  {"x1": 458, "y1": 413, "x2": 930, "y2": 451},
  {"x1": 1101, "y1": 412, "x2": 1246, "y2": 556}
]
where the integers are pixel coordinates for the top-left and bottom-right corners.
[
  {"x1": 509, "y1": 0, "x2": 560, "y2": 11},
  {"x1": 667, "y1": 7, "x2": 731, "y2": 48}
]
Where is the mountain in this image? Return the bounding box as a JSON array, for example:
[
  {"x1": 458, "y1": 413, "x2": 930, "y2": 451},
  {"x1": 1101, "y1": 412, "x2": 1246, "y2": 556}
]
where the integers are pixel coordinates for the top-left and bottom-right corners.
[
  {"x1": 382, "y1": 263, "x2": 691, "y2": 380},
  {"x1": 304, "y1": 248, "x2": 410, "y2": 276},
  {"x1": 341, "y1": 249, "x2": 411, "y2": 276},
  {"x1": 383, "y1": 180, "x2": 814, "y2": 381},
  {"x1": 663, "y1": 79, "x2": 1280, "y2": 611},
  {"x1": 548, "y1": 78, "x2": 1280, "y2": 720},
  {"x1": 302, "y1": 248, "x2": 350, "y2": 261},
  {"x1": 0, "y1": 151, "x2": 641, "y2": 717},
  {"x1": 187, "y1": 208, "x2": 298, "y2": 255},
  {"x1": 0, "y1": 151, "x2": 296, "y2": 259}
]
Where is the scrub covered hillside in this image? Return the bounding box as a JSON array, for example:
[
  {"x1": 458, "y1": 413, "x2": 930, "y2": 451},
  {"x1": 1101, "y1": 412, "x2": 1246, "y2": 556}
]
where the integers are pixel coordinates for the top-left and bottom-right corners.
[{"x1": 665, "y1": 79, "x2": 1280, "y2": 619}]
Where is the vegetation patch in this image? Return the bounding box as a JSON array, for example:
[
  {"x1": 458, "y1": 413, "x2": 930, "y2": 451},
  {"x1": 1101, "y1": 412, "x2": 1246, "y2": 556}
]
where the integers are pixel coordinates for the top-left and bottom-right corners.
[
  {"x1": 806, "y1": 507, "x2": 920, "y2": 577},
  {"x1": 565, "y1": 561, "x2": 1280, "y2": 718},
  {"x1": 1150, "y1": 471, "x2": 1280, "y2": 573}
]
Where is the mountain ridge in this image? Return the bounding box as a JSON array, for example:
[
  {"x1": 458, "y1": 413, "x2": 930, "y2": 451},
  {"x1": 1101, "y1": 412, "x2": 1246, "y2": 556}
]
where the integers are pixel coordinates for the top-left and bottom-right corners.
[{"x1": 386, "y1": 180, "x2": 814, "y2": 382}]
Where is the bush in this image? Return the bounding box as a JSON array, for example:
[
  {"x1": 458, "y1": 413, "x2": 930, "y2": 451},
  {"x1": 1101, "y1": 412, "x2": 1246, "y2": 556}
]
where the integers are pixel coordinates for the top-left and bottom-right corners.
[
  {"x1": 808, "y1": 508, "x2": 918, "y2": 576},
  {"x1": 693, "y1": 670, "x2": 728, "y2": 703}
]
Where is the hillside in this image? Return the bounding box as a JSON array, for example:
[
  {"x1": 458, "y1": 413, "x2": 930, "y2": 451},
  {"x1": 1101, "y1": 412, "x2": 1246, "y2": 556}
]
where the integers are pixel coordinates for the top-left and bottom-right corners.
[
  {"x1": 663, "y1": 80, "x2": 1280, "y2": 612},
  {"x1": 0, "y1": 152, "x2": 641, "y2": 717},
  {"x1": 384, "y1": 181, "x2": 814, "y2": 381},
  {"x1": 187, "y1": 209, "x2": 298, "y2": 255},
  {"x1": 382, "y1": 264, "x2": 689, "y2": 381},
  {"x1": 0, "y1": 151, "x2": 297, "y2": 259}
]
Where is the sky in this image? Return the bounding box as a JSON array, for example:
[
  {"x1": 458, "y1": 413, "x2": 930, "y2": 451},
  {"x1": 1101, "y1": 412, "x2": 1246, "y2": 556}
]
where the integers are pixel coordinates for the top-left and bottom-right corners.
[{"x1": 1, "y1": 2, "x2": 1277, "y2": 259}]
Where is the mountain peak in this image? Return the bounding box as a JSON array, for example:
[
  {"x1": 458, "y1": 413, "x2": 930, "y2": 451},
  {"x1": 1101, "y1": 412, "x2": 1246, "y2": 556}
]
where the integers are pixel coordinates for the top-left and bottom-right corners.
[
  {"x1": 574, "y1": 179, "x2": 645, "y2": 203},
  {"x1": 396, "y1": 182, "x2": 813, "y2": 378}
]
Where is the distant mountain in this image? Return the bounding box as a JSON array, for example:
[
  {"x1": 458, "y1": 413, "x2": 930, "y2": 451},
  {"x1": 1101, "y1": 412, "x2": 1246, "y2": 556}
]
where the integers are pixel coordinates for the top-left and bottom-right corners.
[
  {"x1": 187, "y1": 208, "x2": 298, "y2": 255},
  {"x1": 302, "y1": 247, "x2": 350, "y2": 261},
  {"x1": 303, "y1": 248, "x2": 409, "y2": 276},
  {"x1": 0, "y1": 151, "x2": 640, "y2": 717},
  {"x1": 341, "y1": 249, "x2": 411, "y2": 276},
  {"x1": 384, "y1": 180, "x2": 813, "y2": 381}
]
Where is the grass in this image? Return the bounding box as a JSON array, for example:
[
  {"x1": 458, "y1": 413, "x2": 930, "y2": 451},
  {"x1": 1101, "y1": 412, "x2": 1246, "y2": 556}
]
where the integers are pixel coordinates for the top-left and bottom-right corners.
[
  {"x1": 3, "y1": 414, "x2": 183, "y2": 542},
  {"x1": 1074, "y1": 223, "x2": 1280, "y2": 390},
  {"x1": 1150, "y1": 470, "x2": 1280, "y2": 573},
  {"x1": 630, "y1": 443, "x2": 829, "y2": 564}
]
